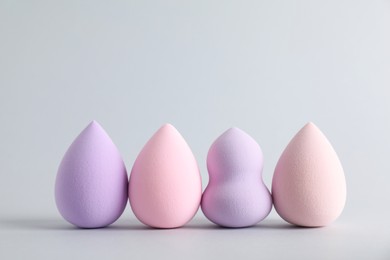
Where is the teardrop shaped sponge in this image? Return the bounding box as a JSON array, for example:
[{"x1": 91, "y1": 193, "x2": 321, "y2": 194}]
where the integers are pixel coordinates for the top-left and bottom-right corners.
[
  {"x1": 272, "y1": 122, "x2": 347, "y2": 227},
  {"x1": 55, "y1": 121, "x2": 128, "y2": 228},
  {"x1": 129, "y1": 124, "x2": 202, "y2": 228}
]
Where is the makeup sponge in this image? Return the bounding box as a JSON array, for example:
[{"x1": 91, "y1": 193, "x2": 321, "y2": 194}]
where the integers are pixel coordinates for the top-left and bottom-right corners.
[
  {"x1": 129, "y1": 124, "x2": 202, "y2": 228},
  {"x1": 272, "y1": 122, "x2": 346, "y2": 227},
  {"x1": 201, "y1": 128, "x2": 272, "y2": 228},
  {"x1": 55, "y1": 121, "x2": 128, "y2": 228}
]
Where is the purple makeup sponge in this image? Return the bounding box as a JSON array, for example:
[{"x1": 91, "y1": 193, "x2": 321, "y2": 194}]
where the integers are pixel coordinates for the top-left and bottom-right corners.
[
  {"x1": 55, "y1": 121, "x2": 128, "y2": 228},
  {"x1": 201, "y1": 127, "x2": 272, "y2": 228}
]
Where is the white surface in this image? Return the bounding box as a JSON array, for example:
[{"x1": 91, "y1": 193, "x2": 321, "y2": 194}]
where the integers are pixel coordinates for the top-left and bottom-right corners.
[
  {"x1": 1, "y1": 215, "x2": 389, "y2": 260},
  {"x1": 1, "y1": 0, "x2": 390, "y2": 259}
]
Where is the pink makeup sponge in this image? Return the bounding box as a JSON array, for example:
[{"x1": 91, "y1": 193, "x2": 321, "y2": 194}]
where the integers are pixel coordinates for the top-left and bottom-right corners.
[
  {"x1": 201, "y1": 128, "x2": 272, "y2": 227},
  {"x1": 272, "y1": 122, "x2": 346, "y2": 227},
  {"x1": 55, "y1": 121, "x2": 128, "y2": 228},
  {"x1": 129, "y1": 124, "x2": 202, "y2": 228}
]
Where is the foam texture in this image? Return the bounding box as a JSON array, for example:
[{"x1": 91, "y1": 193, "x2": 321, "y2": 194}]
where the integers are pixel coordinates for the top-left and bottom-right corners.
[
  {"x1": 129, "y1": 124, "x2": 202, "y2": 228},
  {"x1": 272, "y1": 122, "x2": 346, "y2": 227},
  {"x1": 201, "y1": 128, "x2": 272, "y2": 228},
  {"x1": 55, "y1": 121, "x2": 128, "y2": 228}
]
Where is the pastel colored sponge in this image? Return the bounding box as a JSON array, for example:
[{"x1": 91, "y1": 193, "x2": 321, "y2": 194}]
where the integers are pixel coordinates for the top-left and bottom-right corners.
[
  {"x1": 201, "y1": 128, "x2": 272, "y2": 227},
  {"x1": 55, "y1": 121, "x2": 128, "y2": 228},
  {"x1": 129, "y1": 124, "x2": 202, "y2": 228},
  {"x1": 272, "y1": 122, "x2": 347, "y2": 227}
]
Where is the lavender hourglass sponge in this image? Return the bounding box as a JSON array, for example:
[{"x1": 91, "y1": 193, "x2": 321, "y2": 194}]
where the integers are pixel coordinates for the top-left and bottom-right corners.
[
  {"x1": 201, "y1": 127, "x2": 272, "y2": 228},
  {"x1": 55, "y1": 121, "x2": 128, "y2": 228}
]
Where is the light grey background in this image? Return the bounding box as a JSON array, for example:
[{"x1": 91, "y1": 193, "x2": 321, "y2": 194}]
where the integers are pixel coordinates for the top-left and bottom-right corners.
[{"x1": 1, "y1": 0, "x2": 389, "y2": 259}]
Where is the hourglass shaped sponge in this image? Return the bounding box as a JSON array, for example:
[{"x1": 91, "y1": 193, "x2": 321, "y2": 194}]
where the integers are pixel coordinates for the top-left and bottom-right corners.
[{"x1": 201, "y1": 127, "x2": 272, "y2": 228}]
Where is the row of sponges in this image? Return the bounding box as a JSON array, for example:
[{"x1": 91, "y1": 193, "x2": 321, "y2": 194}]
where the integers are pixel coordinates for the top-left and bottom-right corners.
[{"x1": 55, "y1": 121, "x2": 346, "y2": 229}]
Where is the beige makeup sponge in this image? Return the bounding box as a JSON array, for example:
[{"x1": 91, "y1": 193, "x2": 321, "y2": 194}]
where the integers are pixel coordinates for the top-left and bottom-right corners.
[{"x1": 272, "y1": 122, "x2": 346, "y2": 227}]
